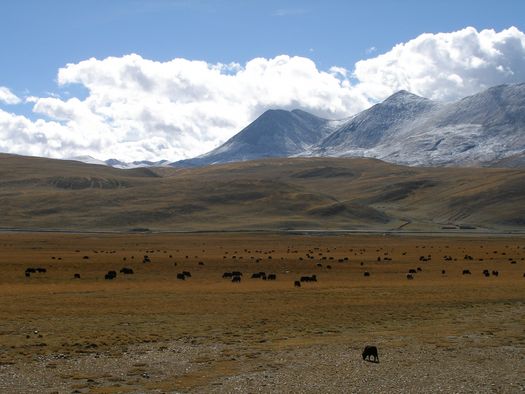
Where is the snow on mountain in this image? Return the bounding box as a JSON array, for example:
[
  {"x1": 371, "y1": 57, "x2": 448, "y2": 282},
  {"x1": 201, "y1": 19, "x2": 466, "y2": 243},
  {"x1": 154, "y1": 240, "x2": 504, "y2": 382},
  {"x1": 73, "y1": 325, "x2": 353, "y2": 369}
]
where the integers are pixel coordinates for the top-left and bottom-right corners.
[
  {"x1": 319, "y1": 83, "x2": 525, "y2": 166},
  {"x1": 311, "y1": 90, "x2": 441, "y2": 155},
  {"x1": 70, "y1": 83, "x2": 525, "y2": 169},
  {"x1": 104, "y1": 158, "x2": 171, "y2": 169},
  {"x1": 173, "y1": 109, "x2": 342, "y2": 167},
  {"x1": 69, "y1": 155, "x2": 109, "y2": 166},
  {"x1": 172, "y1": 83, "x2": 525, "y2": 168}
]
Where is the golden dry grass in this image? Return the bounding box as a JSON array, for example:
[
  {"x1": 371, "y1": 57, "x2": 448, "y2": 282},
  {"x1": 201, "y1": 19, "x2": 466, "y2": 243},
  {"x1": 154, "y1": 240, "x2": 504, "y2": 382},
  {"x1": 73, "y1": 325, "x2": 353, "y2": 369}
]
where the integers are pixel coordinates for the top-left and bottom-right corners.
[
  {"x1": 1, "y1": 153, "x2": 525, "y2": 231},
  {"x1": 0, "y1": 232, "x2": 524, "y2": 392}
]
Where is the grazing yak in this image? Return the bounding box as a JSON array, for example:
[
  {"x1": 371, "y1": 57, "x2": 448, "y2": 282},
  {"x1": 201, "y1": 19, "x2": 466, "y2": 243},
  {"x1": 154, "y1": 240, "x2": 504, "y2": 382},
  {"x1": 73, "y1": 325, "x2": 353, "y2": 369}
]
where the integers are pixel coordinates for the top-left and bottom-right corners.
[
  {"x1": 104, "y1": 271, "x2": 116, "y2": 280},
  {"x1": 462, "y1": 269, "x2": 471, "y2": 275},
  {"x1": 300, "y1": 275, "x2": 317, "y2": 282},
  {"x1": 294, "y1": 280, "x2": 301, "y2": 287},
  {"x1": 176, "y1": 273, "x2": 186, "y2": 280},
  {"x1": 232, "y1": 276, "x2": 241, "y2": 283},
  {"x1": 362, "y1": 345, "x2": 379, "y2": 362},
  {"x1": 222, "y1": 272, "x2": 233, "y2": 278},
  {"x1": 74, "y1": 273, "x2": 81, "y2": 279},
  {"x1": 120, "y1": 267, "x2": 134, "y2": 274},
  {"x1": 267, "y1": 274, "x2": 276, "y2": 280},
  {"x1": 406, "y1": 274, "x2": 414, "y2": 280},
  {"x1": 26, "y1": 267, "x2": 47, "y2": 275}
]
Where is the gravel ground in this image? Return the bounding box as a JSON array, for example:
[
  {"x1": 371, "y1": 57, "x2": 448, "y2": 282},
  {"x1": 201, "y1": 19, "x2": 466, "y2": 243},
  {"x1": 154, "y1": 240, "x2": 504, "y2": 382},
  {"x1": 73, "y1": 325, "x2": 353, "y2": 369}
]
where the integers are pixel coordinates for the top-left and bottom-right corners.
[{"x1": 1, "y1": 337, "x2": 523, "y2": 393}]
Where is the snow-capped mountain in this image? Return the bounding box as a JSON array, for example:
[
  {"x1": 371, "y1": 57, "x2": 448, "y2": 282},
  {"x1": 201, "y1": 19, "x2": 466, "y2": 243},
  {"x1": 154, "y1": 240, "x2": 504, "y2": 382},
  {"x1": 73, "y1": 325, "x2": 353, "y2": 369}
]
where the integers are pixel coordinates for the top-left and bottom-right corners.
[
  {"x1": 312, "y1": 90, "x2": 441, "y2": 156},
  {"x1": 173, "y1": 109, "x2": 342, "y2": 167},
  {"x1": 69, "y1": 155, "x2": 109, "y2": 166},
  {"x1": 71, "y1": 83, "x2": 525, "y2": 169},
  {"x1": 312, "y1": 83, "x2": 525, "y2": 166},
  {"x1": 104, "y1": 158, "x2": 171, "y2": 169},
  {"x1": 67, "y1": 157, "x2": 171, "y2": 169},
  {"x1": 172, "y1": 83, "x2": 525, "y2": 168}
]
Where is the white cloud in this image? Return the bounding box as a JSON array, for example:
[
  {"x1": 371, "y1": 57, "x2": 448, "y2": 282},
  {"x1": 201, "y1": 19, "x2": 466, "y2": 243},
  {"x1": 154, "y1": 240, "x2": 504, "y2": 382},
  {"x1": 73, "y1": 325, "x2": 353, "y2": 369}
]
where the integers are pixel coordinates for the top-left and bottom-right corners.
[
  {"x1": 0, "y1": 26, "x2": 524, "y2": 163},
  {"x1": 0, "y1": 87, "x2": 21, "y2": 105},
  {"x1": 353, "y1": 26, "x2": 525, "y2": 101},
  {"x1": 27, "y1": 54, "x2": 368, "y2": 161}
]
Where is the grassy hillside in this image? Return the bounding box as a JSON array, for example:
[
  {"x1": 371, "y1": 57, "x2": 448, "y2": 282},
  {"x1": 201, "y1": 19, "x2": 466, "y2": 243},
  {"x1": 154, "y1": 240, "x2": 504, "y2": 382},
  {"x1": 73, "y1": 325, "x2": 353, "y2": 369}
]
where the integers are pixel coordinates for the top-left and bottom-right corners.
[{"x1": 0, "y1": 153, "x2": 524, "y2": 231}]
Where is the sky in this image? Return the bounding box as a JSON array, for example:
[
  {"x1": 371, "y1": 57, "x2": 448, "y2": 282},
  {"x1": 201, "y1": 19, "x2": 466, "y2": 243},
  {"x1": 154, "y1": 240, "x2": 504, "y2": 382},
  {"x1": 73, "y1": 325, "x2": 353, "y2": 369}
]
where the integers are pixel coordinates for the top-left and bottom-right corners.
[{"x1": 1, "y1": 0, "x2": 525, "y2": 162}]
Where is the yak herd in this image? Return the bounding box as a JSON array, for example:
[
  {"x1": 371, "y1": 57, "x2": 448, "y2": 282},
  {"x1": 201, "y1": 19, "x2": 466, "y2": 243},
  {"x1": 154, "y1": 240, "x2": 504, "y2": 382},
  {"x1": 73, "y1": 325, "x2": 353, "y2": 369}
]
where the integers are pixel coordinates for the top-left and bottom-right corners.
[{"x1": 22, "y1": 245, "x2": 525, "y2": 285}]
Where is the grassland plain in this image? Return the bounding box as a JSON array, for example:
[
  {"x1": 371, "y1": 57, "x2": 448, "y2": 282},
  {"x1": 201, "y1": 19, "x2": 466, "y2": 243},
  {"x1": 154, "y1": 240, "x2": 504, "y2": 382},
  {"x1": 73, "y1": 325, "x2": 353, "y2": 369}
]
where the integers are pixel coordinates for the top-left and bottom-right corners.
[{"x1": 0, "y1": 232, "x2": 523, "y2": 393}]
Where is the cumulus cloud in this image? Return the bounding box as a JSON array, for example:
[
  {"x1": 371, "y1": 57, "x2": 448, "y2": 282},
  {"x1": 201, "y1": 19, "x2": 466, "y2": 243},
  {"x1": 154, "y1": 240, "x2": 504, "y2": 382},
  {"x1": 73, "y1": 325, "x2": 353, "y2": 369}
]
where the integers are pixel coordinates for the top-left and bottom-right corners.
[
  {"x1": 353, "y1": 26, "x2": 525, "y2": 101},
  {"x1": 27, "y1": 54, "x2": 368, "y2": 161},
  {"x1": 0, "y1": 26, "x2": 524, "y2": 162},
  {"x1": 0, "y1": 87, "x2": 21, "y2": 105}
]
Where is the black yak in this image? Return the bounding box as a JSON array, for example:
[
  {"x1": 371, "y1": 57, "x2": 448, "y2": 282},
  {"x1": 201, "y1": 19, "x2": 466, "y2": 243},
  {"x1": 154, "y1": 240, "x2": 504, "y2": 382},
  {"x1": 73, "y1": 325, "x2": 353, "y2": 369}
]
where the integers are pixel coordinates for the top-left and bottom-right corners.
[{"x1": 362, "y1": 345, "x2": 379, "y2": 362}]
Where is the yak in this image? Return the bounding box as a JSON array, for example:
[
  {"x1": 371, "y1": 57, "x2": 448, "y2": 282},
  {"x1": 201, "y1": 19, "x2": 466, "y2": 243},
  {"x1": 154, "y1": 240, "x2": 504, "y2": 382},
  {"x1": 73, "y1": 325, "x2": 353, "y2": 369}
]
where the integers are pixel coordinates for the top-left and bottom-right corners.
[{"x1": 362, "y1": 345, "x2": 379, "y2": 362}]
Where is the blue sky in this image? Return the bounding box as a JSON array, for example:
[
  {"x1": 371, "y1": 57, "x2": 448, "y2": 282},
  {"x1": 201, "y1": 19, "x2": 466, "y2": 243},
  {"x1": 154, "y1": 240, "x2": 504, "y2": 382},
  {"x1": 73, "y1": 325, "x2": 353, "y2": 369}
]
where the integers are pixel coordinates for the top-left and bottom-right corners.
[
  {"x1": 2, "y1": 0, "x2": 523, "y2": 97},
  {"x1": 0, "y1": 0, "x2": 524, "y2": 162}
]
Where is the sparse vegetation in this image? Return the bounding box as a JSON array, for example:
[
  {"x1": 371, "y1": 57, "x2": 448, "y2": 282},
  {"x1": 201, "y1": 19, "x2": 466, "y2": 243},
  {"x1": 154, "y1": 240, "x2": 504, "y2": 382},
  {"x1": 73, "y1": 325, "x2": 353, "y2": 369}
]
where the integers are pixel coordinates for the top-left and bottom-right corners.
[{"x1": 0, "y1": 232, "x2": 523, "y2": 392}]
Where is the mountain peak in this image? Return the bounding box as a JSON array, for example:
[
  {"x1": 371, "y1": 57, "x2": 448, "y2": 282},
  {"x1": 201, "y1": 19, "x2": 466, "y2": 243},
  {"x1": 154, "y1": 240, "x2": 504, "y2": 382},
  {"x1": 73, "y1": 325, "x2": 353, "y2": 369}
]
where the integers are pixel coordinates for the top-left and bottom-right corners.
[{"x1": 383, "y1": 90, "x2": 429, "y2": 105}]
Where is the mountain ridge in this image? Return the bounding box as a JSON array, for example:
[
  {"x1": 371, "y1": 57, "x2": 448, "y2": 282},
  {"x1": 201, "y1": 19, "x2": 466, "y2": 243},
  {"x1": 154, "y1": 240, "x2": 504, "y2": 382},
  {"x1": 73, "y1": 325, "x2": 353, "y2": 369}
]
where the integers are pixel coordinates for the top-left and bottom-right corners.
[{"x1": 171, "y1": 83, "x2": 525, "y2": 168}]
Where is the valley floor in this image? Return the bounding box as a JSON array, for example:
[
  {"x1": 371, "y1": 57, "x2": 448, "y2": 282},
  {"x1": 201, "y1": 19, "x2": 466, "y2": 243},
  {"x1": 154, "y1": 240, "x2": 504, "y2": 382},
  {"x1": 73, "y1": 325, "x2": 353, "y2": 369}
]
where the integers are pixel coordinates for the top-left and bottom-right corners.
[{"x1": 0, "y1": 232, "x2": 523, "y2": 393}]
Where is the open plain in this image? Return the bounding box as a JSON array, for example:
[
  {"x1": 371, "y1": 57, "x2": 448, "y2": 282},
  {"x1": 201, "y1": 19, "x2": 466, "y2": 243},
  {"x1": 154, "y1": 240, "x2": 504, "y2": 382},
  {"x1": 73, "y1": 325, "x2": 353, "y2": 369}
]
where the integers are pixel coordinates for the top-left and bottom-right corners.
[{"x1": 0, "y1": 231, "x2": 524, "y2": 393}]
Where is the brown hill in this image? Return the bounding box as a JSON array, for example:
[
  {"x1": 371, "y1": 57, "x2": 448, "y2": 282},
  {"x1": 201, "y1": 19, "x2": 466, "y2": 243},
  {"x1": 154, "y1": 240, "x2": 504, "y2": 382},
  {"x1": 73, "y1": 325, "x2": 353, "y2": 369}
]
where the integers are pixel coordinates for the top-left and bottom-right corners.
[{"x1": 0, "y1": 153, "x2": 524, "y2": 232}]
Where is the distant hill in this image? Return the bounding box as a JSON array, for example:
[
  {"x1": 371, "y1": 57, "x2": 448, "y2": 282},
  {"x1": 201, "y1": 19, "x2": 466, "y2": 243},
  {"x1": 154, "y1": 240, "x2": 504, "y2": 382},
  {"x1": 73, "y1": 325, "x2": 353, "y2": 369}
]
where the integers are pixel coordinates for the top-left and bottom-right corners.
[
  {"x1": 1, "y1": 153, "x2": 524, "y2": 232},
  {"x1": 171, "y1": 83, "x2": 525, "y2": 168}
]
